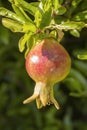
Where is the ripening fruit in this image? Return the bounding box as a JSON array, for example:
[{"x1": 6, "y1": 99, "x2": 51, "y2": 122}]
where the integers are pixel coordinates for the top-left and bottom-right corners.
[{"x1": 23, "y1": 38, "x2": 71, "y2": 109}]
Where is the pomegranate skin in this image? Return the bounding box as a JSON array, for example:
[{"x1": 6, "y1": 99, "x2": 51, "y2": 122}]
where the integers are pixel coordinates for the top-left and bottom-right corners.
[
  {"x1": 23, "y1": 38, "x2": 71, "y2": 109},
  {"x1": 26, "y1": 38, "x2": 71, "y2": 83}
]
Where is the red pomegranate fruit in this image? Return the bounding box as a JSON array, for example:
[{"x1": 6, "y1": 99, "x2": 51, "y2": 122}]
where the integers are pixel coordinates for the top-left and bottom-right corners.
[{"x1": 23, "y1": 38, "x2": 71, "y2": 109}]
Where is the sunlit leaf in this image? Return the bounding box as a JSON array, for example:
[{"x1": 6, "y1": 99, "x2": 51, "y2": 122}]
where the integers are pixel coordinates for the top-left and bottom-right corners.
[
  {"x1": 23, "y1": 23, "x2": 36, "y2": 33},
  {"x1": 77, "y1": 55, "x2": 87, "y2": 60},
  {"x1": 70, "y1": 29, "x2": 80, "y2": 37},
  {"x1": 34, "y1": 9, "x2": 43, "y2": 28},
  {"x1": 18, "y1": 31, "x2": 35, "y2": 53},
  {"x1": 0, "y1": 7, "x2": 25, "y2": 24},
  {"x1": 59, "y1": 21, "x2": 85, "y2": 30},
  {"x1": 2, "y1": 18, "x2": 23, "y2": 32},
  {"x1": 18, "y1": 33, "x2": 31, "y2": 52},
  {"x1": 25, "y1": 34, "x2": 34, "y2": 57},
  {"x1": 41, "y1": 0, "x2": 52, "y2": 12},
  {"x1": 16, "y1": 0, "x2": 37, "y2": 15},
  {"x1": 11, "y1": 3, "x2": 33, "y2": 23},
  {"x1": 53, "y1": 0, "x2": 60, "y2": 10},
  {"x1": 73, "y1": 49, "x2": 87, "y2": 60}
]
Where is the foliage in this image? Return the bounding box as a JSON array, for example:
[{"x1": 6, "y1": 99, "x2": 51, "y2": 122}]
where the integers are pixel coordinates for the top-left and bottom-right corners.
[
  {"x1": 0, "y1": 0, "x2": 87, "y2": 57},
  {"x1": 0, "y1": 0, "x2": 87, "y2": 130}
]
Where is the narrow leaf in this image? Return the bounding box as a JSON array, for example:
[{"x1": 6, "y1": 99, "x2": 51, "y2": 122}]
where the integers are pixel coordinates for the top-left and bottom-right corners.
[
  {"x1": 0, "y1": 7, "x2": 24, "y2": 24},
  {"x1": 16, "y1": 0, "x2": 37, "y2": 15},
  {"x1": 11, "y1": 4, "x2": 32, "y2": 23},
  {"x1": 77, "y1": 55, "x2": 87, "y2": 60},
  {"x1": 73, "y1": 60, "x2": 87, "y2": 76},
  {"x1": 70, "y1": 91, "x2": 87, "y2": 97},
  {"x1": 34, "y1": 9, "x2": 43, "y2": 28},
  {"x1": 39, "y1": 8, "x2": 52, "y2": 29},
  {"x1": 25, "y1": 34, "x2": 34, "y2": 57},
  {"x1": 2, "y1": 18, "x2": 23, "y2": 32},
  {"x1": 73, "y1": 11, "x2": 87, "y2": 21},
  {"x1": 56, "y1": 6, "x2": 66, "y2": 15},
  {"x1": 19, "y1": 32, "x2": 33, "y2": 52},
  {"x1": 23, "y1": 23, "x2": 36, "y2": 33},
  {"x1": 53, "y1": 0, "x2": 60, "y2": 10},
  {"x1": 19, "y1": 34, "x2": 29, "y2": 52},
  {"x1": 39, "y1": 0, "x2": 52, "y2": 12},
  {"x1": 70, "y1": 29, "x2": 80, "y2": 37},
  {"x1": 60, "y1": 21, "x2": 85, "y2": 30},
  {"x1": 64, "y1": 77, "x2": 83, "y2": 92},
  {"x1": 70, "y1": 68, "x2": 87, "y2": 89}
]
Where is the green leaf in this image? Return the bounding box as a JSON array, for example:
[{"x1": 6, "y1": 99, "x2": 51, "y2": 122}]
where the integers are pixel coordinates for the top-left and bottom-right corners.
[
  {"x1": 77, "y1": 55, "x2": 87, "y2": 60},
  {"x1": 2, "y1": 18, "x2": 23, "y2": 32},
  {"x1": 23, "y1": 23, "x2": 36, "y2": 33},
  {"x1": 70, "y1": 91, "x2": 87, "y2": 97},
  {"x1": 25, "y1": 34, "x2": 34, "y2": 57},
  {"x1": 40, "y1": 0, "x2": 52, "y2": 12},
  {"x1": 73, "y1": 60, "x2": 87, "y2": 77},
  {"x1": 52, "y1": 0, "x2": 60, "y2": 10},
  {"x1": 73, "y1": 49, "x2": 87, "y2": 60},
  {"x1": 30, "y1": 2, "x2": 39, "y2": 7},
  {"x1": 70, "y1": 68, "x2": 87, "y2": 90},
  {"x1": 11, "y1": 4, "x2": 32, "y2": 23},
  {"x1": 64, "y1": 77, "x2": 83, "y2": 93},
  {"x1": 52, "y1": 0, "x2": 66, "y2": 15},
  {"x1": 64, "y1": 67, "x2": 87, "y2": 96},
  {"x1": 16, "y1": 0, "x2": 37, "y2": 15},
  {"x1": 56, "y1": 6, "x2": 66, "y2": 15},
  {"x1": 0, "y1": 7, "x2": 25, "y2": 24},
  {"x1": 19, "y1": 33, "x2": 29, "y2": 52},
  {"x1": 72, "y1": 0, "x2": 82, "y2": 7},
  {"x1": 18, "y1": 32, "x2": 33, "y2": 52},
  {"x1": 60, "y1": 21, "x2": 85, "y2": 30},
  {"x1": 73, "y1": 11, "x2": 87, "y2": 21},
  {"x1": 24, "y1": 48, "x2": 30, "y2": 58},
  {"x1": 0, "y1": 25, "x2": 10, "y2": 44},
  {"x1": 39, "y1": 8, "x2": 52, "y2": 29},
  {"x1": 70, "y1": 29, "x2": 80, "y2": 37},
  {"x1": 73, "y1": 49, "x2": 87, "y2": 58},
  {"x1": 54, "y1": 15, "x2": 67, "y2": 24},
  {"x1": 34, "y1": 9, "x2": 42, "y2": 28},
  {"x1": 59, "y1": 0, "x2": 64, "y2": 4}
]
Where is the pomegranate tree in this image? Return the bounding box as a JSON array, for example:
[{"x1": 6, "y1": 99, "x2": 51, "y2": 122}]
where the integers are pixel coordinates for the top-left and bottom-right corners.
[
  {"x1": 1, "y1": 0, "x2": 87, "y2": 111},
  {"x1": 23, "y1": 38, "x2": 71, "y2": 109}
]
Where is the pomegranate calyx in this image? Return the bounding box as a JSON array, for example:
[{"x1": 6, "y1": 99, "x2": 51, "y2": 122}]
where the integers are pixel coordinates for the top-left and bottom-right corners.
[{"x1": 23, "y1": 82, "x2": 59, "y2": 109}]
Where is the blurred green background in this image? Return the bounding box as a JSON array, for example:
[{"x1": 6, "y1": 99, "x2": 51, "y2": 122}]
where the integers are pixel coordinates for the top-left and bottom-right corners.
[{"x1": 0, "y1": 0, "x2": 87, "y2": 130}]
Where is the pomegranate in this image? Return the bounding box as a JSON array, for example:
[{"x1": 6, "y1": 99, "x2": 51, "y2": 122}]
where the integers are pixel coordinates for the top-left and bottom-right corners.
[{"x1": 23, "y1": 38, "x2": 71, "y2": 109}]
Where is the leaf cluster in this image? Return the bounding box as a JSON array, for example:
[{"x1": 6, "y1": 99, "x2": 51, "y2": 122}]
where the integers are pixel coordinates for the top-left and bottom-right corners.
[{"x1": 0, "y1": 0, "x2": 87, "y2": 57}]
